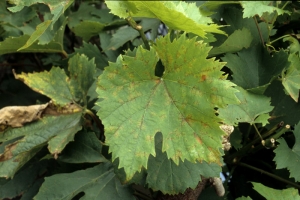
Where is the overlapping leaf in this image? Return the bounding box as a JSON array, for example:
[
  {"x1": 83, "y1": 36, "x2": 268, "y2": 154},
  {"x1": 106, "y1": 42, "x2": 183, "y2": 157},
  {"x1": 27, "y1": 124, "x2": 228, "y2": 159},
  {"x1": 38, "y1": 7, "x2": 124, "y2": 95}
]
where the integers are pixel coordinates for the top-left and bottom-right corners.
[
  {"x1": 218, "y1": 87, "x2": 273, "y2": 126},
  {"x1": 282, "y1": 53, "x2": 300, "y2": 102},
  {"x1": 34, "y1": 163, "x2": 135, "y2": 200},
  {"x1": 240, "y1": 1, "x2": 291, "y2": 18},
  {"x1": 106, "y1": 1, "x2": 226, "y2": 38},
  {"x1": 222, "y1": 45, "x2": 289, "y2": 94},
  {"x1": 273, "y1": 123, "x2": 300, "y2": 182},
  {"x1": 252, "y1": 182, "x2": 300, "y2": 200},
  {"x1": 0, "y1": 113, "x2": 82, "y2": 178},
  {"x1": 147, "y1": 133, "x2": 221, "y2": 194},
  {"x1": 96, "y1": 33, "x2": 239, "y2": 180},
  {"x1": 14, "y1": 54, "x2": 96, "y2": 106},
  {"x1": 8, "y1": 0, "x2": 73, "y2": 50}
]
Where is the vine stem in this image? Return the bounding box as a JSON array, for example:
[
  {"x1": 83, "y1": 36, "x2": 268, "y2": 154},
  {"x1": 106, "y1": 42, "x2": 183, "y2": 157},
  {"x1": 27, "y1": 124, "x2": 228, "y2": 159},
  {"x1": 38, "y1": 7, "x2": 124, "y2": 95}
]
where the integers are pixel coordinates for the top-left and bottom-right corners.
[
  {"x1": 253, "y1": 16, "x2": 265, "y2": 47},
  {"x1": 237, "y1": 162, "x2": 300, "y2": 189},
  {"x1": 126, "y1": 17, "x2": 150, "y2": 50}
]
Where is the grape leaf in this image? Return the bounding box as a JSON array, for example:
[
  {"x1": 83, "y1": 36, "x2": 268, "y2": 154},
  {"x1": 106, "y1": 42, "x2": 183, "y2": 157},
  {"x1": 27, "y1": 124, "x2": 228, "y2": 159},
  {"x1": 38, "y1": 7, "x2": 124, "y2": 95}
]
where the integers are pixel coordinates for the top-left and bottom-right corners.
[
  {"x1": 282, "y1": 53, "x2": 300, "y2": 102},
  {"x1": 71, "y1": 21, "x2": 105, "y2": 41},
  {"x1": 8, "y1": 0, "x2": 73, "y2": 50},
  {"x1": 59, "y1": 131, "x2": 107, "y2": 164},
  {"x1": 236, "y1": 196, "x2": 252, "y2": 200},
  {"x1": 147, "y1": 133, "x2": 221, "y2": 194},
  {"x1": 264, "y1": 80, "x2": 300, "y2": 128},
  {"x1": 240, "y1": 1, "x2": 291, "y2": 18},
  {"x1": 34, "y1": 163, "x2": 135, "y2": 200},
  {"x1": 252, "y1": 182, "x2": 300, "y2": 200},
  {"x1": 96, "y1": 33, "x2": 239, "y2": 180},
  {"x1": 218, "y1": 86, "x2": 273, "y2": 126},
  {"x1": 273, "y1": 123, "x2": 300, "y2": 182},
  {"x1": 209, "y1": 28, "x2": 252, "y2": 56},
  {"x1": 106, "y1": 1, "x2": 226, "y2": 38},
  {"x1": 222, "y1": 45, "x2": 289, "y2": 94},
  {"x1": 0, "y1": 113, "x2": 82, "y2": 178}
]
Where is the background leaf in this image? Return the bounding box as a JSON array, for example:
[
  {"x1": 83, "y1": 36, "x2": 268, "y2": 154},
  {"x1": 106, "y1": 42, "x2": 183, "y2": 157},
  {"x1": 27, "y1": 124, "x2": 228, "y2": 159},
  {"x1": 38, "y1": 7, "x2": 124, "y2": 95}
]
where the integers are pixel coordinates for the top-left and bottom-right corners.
[{"x1": 34, "y1": 163, "x2": 135, "y2": 200}]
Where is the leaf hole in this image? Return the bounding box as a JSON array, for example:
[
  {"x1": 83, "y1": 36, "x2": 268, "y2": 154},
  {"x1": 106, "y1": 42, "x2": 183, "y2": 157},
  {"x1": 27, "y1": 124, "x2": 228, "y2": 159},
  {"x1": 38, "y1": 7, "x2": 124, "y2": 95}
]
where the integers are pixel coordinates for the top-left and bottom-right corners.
[{"x1": 155, "y1": 59, "x2": 164, "y2": 77}]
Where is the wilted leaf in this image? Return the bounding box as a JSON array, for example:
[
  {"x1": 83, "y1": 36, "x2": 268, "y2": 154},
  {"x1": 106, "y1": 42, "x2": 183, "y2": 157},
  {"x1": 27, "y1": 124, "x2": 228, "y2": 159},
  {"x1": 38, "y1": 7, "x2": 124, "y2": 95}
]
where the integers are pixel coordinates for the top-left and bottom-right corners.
[
  {"x1": 218, "y1": 87, "x2": 273, "y2": 126},
  {"x1": 0, "y1": 103, "x2": 48, "y2": 127},
  {"x1": 282, "y1": 53, "x2": 300, "y2": 102},
  {"x1": 252, "y1": 182, "x2": 300, "y2": 200},
  {"x1": 96, "y1": 33, "x2": 239, "y2": 180},
  {"x1": 273, "y1": 123, "x2": 300, "y2": 182},
  {"x1": 147, "y1": 133, "x2": 221, "y2": 194},
  {"x1": 106, "y1": 1, "x2": 226, "y2": 37},
  {"x1": 34, "y1": 163, "x2": 135, "y2": 200}
]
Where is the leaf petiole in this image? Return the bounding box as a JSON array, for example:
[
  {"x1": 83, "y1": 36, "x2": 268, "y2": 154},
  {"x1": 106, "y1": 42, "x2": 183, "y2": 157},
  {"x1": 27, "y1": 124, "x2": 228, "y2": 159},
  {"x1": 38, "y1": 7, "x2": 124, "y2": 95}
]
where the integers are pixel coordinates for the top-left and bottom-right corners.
[{"x1": 126, "y1": 17, "x2": 150, "y2": 50}]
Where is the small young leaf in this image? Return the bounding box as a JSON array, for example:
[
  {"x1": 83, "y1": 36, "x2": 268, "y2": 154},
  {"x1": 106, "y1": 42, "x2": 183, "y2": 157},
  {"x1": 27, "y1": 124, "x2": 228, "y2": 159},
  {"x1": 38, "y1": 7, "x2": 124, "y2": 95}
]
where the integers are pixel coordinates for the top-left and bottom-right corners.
[
  {"x1": 274, "y1": 123, "x2": 300, "y2": 182},
  {"x1": 96, "y1": 33, "x2": 239, "y2": 180},
  {"x1": 282, "y1": 53, "x2": 300, "y2": 102},
  {"x1": 34, "y1": 163, "x2": 135, "y2": 200},
  {"x1": 252, "y1": 182, "x2": 300, "y2": 200}
]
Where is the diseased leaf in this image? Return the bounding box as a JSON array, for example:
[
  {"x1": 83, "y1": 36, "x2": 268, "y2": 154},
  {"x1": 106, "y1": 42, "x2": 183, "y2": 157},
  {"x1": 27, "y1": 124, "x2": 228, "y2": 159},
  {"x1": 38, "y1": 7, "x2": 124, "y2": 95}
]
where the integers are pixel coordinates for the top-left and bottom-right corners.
[
  {"x1": 222, "y1": 45, "x2": 289, "y2": 94},
  {"x1": 209, "y1": 28, "x2": 252, "y2": 56},
  {"x1": 0, "y1": 113, "x2": 82, "y2": 178},
  {"x1": 59, "y1": 131, "x2": 107, "y2": 163},
  {"x1": 34, "y1": 163, "x2": 135, "y2": 200},
  {"x1": 218, "y1": 87, "x2": 273, "y2": 126},
  {"x1": 240, "y1": 1, "x2": 291, "y2": 18},
  {"x1": 96, "y1": 33, "x2": 239, "y2": 180},
  {"x1": 282, "y1": 53, "x2": 300, "y2": 102},
  {"x1": 106, "y1": 1, "x2": 226, "y2": 37},
  {"x1": 251, "y1": 182, "x2": 300, "y2": 200},
  {"x1": 0, "y1": 103, "x2": 48, "y2": 128},
  {"x1": 147, "y1": 133, "x2": 221, "y2": 194},
  {"x1": 273, "y1": 123, "x2": 300, "y2": 182}
]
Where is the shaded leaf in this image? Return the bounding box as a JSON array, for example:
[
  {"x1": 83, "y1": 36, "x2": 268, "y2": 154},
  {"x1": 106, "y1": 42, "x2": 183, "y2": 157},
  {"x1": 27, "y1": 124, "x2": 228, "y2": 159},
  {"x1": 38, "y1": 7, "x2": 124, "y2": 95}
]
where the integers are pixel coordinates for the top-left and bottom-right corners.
[
  {"x1": 264, "y1": 80, "x2": 300, "y2": 128},
  {"x1": 0, "y1": 113, "x2": 82, "y2": 178},
  {"x1": 218, "y1": 87, "x2": 273, "y2": 126},
  {"x1": 282, "y1": 53, "x2": 300, "y2": 102},
  {"x1": 34, "y1": 163, "x2": 135, "y2": 200},
  {"x1": 71, "y1": 21, "x2": 105, "y2": 41},
  {"x1": 209, "y1": 28, "x2": 252, "y2": 56},
  {"x1": 147, "y1": 133, "x2": 221, "y2": 194},
  {"x1": 240, "y1": 1, "x2": 291, "y2": 18},
  {"x1": 273, "y1": 123, "x2": 300, "y2": 182},
  {"x1": 59, "y1": 131, "x2": 107, "y2": 163},
  {"x1": 222, "y1": 45, "x2": 289, "y2": 93},
  {"x1": 251, "y1": 182, "x2": 300, "y2": 200},
  {"x1": 106, "y1": 1, "x2": 226, "y2": 37},
  {"x1": 96, "y1": 33, "x2": 239, "y2": 180}
]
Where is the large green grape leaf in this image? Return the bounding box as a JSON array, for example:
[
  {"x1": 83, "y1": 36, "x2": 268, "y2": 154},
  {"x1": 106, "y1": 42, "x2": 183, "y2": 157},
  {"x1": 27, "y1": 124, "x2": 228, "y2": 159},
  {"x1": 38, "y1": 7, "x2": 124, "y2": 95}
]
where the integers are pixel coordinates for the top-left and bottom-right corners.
[
  {"x1": 218, "y1": 86, "x2": 273, "y2": 126},
  {"x1": 273, "y1": 123, "x2": 300, "y2": 182},
  {"x1": 252, "y1": 182, "x2": 300, "y2": 200},
  {"x1": 106, "y1": 1, "x2": 226, "y2": 38},
  {"x1": 240, "y1": 1, "x2": 291, "y2": 18},
  {"x1": 14, "y1": 54, "x2": 96, "y2": 106},
  {"x1": 34, "y1": 163, "x2": 135, "y2": 200},
  {"x1": 96, "y1": 33, "x2": 239, "y2": 180},
  {"x1": 147, "y1": 133, "x2": 221, "y2": 194},
  {"x1": 282, "y1": 53, "x2": 300, "y2": 102},
  {"x1": 0, "y1": 113, "x2": 82, "y2": 178},
  {"x1": 222, "y1": 45, "x2": 289, "y2": 94}
]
